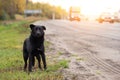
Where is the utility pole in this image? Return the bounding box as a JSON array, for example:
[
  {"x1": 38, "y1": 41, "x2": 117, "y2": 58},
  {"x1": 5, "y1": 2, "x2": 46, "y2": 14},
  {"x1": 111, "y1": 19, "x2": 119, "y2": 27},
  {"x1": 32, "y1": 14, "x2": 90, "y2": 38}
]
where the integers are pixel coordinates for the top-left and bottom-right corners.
[
  {"x1": 26, "y1": 0, "x2": 31, "y2": 9},
  {"x1": 52, "y1": 0, "x2": 55, "y2": 20},
  {"x1": 52, "y1": 11, "x2": 55, "y2": 20},
  {"x1": 26, "y1": 0, "x2": 29, "y2": 9},
  {"x1": 25, "y1": 0, "x2": 29, "y2": 17}
]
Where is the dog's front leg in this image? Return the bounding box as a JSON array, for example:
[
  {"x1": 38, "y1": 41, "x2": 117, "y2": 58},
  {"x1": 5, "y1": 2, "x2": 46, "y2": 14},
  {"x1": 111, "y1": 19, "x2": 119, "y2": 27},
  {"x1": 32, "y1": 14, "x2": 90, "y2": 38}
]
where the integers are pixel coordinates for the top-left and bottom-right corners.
[
  {"x1": 28, "y1": 53, "x2": 32, "y2": 72},
  {"x1": 36, "y1": 54, "x2": 42, "y2": 70},
  {"x1": 41, "y1": 53, "x2": 47, "y2": 70}
]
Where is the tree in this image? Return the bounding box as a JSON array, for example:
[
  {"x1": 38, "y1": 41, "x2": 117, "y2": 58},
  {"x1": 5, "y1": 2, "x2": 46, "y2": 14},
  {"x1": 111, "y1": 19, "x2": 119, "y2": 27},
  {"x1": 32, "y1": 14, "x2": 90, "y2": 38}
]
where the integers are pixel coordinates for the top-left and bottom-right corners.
[
  {"x1": 14, "y1": 0, "x2": 26, "y2": 14},
  {"x1": 0, "y1": 0, "x2": 26, "y2": 20}
]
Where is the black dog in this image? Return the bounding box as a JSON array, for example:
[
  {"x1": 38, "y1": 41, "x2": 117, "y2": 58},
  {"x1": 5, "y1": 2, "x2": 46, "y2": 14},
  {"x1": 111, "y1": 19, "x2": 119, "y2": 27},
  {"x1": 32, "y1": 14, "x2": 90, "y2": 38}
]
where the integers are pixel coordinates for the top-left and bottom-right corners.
[{"x1": 23, "y1": 24, "x2": 47, "y2": 72}]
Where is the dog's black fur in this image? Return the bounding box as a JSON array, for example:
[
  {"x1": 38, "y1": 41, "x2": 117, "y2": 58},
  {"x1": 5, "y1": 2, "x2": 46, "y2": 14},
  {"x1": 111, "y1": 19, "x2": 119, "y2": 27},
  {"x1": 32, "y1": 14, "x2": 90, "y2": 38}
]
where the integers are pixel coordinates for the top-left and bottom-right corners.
[{"x1": 23, "y1": 24, "x2": 47, "y2": 72}]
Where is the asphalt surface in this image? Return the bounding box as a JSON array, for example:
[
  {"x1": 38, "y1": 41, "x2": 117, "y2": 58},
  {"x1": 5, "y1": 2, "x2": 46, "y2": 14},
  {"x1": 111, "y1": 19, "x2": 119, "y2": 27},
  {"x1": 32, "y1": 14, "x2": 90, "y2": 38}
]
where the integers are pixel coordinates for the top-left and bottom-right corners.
[{"x1": 34, "y1": 20, "x2": 120, "y2": 80}]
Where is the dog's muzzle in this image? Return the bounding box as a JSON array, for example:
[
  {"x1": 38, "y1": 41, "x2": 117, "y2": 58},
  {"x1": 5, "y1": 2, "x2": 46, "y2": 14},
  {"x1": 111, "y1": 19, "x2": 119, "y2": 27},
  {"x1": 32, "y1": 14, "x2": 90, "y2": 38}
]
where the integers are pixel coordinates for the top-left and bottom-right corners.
[{"x1": 37, "y1": 48, "x2": 41, "y2": 51}]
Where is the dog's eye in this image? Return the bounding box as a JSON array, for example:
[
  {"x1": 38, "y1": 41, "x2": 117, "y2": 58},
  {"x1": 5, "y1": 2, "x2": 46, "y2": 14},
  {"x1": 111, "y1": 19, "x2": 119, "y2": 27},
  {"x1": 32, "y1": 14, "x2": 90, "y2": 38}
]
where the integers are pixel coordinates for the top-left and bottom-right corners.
[{"x1": 35, "y1": 28, "x2": 38, "y2": 30}]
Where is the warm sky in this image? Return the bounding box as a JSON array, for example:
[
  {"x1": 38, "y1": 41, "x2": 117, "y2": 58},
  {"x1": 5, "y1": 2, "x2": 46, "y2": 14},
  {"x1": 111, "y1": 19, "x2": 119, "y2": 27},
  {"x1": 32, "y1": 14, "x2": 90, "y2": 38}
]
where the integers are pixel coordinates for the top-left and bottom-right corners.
[{"x1": 31, "y1": 0, "x2": 120, "y2": 16}]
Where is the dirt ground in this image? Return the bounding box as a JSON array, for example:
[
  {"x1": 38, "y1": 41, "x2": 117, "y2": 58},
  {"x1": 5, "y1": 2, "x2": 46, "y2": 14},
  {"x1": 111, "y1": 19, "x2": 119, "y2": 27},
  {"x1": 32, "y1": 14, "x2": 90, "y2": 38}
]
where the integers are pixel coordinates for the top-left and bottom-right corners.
[{"x1": 35, "y1": 20, "x2": 120, "y2": 80}]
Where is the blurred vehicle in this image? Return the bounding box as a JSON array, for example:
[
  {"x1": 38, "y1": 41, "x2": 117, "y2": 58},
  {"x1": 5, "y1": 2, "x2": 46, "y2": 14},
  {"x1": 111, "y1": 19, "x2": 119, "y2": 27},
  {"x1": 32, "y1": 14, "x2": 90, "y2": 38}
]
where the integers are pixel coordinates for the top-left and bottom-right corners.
[
  {"x1": 97, "y1": 12, "x2": 115, "y2": 23},
  {"x1": 114, "y1": 16, "x2": 120, "y2": 22},
  {"x1": 80, "y1": 14, "x2": 89, "y2": 21},
  {"x1": 113, "y1": 12, "x2": 120, "y2": 22},
  {"x1": 69, "y1": 6, "x2": 81, "y2": 21}
]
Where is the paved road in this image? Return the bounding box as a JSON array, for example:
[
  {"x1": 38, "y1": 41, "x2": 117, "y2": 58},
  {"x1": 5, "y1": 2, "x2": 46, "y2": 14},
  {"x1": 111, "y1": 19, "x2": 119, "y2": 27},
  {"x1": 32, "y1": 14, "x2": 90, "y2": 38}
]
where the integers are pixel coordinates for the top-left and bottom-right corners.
[{"x1": 35, "y1": 20, "x2": 120, "y2": 80}]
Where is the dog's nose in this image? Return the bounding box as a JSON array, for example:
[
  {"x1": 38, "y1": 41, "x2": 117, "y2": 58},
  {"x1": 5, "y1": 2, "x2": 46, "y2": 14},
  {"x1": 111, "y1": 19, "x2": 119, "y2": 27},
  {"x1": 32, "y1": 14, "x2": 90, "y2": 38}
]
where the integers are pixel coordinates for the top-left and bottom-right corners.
[
  {"x1": 36, "y1": 33, "x2": 40, "y2": 36},
  {"x1": 36, "y1": 31, "x2": 40, "y2": 35}
]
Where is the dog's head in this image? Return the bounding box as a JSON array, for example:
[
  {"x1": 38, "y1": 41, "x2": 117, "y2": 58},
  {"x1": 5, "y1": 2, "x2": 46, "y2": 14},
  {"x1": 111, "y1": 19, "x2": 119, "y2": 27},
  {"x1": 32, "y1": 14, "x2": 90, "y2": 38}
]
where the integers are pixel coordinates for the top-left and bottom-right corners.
[{"x1": 30, "y1": 24, "x2": 46, "y2": 38}]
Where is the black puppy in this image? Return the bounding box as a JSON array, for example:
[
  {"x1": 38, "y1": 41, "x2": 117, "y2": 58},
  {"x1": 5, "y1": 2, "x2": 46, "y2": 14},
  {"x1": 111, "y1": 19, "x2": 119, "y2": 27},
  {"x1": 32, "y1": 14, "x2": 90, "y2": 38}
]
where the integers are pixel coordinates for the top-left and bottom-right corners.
[{"x1": 23, "y1": 24, "x2": 47, "y2": 72}]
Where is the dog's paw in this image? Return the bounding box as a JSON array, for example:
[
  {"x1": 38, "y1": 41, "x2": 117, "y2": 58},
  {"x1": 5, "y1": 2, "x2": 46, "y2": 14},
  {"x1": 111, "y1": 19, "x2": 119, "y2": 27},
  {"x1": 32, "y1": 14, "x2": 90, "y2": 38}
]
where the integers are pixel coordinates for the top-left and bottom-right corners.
[
  {"x1": 28, "y1": 69, "x2": 33, "y2": 72},
  {"x1": 39, "y1": 68, "x2": 43, "y2": 71},
  {"x1": 44, "y1": 67, "x2": 47, "y2": 70},
  {"x1": 24, "y1": 68, "x2": 27, "y2": 72}
]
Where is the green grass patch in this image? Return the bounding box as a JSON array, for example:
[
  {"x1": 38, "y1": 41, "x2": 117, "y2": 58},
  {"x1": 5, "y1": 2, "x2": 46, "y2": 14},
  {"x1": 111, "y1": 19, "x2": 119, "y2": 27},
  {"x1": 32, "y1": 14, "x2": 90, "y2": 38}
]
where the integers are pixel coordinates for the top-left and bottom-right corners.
[
  {"x1": 0, "y1": 21, "x2": 30, "y2": 70},
  {"x1": 58, "y1": 51, "x2": 64, "y2": 55},
  {"x1": 47, "y1": 60, "x2": 68, "y2": 72},
  {"x1": 0, "y1": 71, "x2": 63, "y2": 80},
  {"x1": 44, "y1": 40, "x2": 51, "y2": 49}
]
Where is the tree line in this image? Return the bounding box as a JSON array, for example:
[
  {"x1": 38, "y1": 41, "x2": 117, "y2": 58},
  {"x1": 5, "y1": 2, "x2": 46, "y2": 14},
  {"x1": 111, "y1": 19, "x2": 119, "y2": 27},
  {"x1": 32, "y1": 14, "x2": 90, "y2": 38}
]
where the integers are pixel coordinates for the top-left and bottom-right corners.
[{"x1": 0, "y1": 0, "x2": 67, "y2": 20}]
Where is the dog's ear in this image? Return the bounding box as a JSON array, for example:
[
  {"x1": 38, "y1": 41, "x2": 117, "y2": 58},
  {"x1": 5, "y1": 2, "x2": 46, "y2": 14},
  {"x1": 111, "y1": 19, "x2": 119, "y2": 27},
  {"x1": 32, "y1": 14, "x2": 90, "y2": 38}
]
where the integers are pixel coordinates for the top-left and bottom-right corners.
[
  {"x1": 41, "y1": 26, "x2": 46, "y2": 30},
  {"x1": 30, "y1": 24, "x2": 35, "y2": 30}
]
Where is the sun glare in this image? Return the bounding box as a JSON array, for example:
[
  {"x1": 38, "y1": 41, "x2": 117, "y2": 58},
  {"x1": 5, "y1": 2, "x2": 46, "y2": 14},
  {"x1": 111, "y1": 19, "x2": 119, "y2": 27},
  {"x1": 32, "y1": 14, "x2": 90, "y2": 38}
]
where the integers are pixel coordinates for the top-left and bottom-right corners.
[
  {"x1": 65, "y1": 0, "x2": 120, "y2": 16},
  {"x1": 32, "y1": 0, "x2": 120, "y2": 17}
]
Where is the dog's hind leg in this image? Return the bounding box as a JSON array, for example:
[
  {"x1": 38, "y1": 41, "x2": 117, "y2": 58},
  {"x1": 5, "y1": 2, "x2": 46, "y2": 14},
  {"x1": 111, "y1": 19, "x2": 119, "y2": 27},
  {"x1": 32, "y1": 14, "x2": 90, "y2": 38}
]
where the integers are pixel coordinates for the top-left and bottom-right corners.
[
  {"x1": 23, "y1": 40, "x2": 29, "y2": 71},
  {"x1": 23, "y1": 52, "x2": 28, "y2": 71},
  {"x1": 28, "y1": 53, "x2": 33, "y2": 72}
]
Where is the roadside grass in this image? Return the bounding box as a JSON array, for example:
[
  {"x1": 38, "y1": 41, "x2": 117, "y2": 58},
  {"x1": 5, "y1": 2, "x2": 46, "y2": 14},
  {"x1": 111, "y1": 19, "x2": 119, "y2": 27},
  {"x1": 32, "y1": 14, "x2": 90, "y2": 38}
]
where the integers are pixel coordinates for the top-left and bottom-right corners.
[
  {"x1": 0, "y1": 20, "x2": 68, "y2": 80},
  {"x1": 76, "y1": 57, "x2": 85, "y2": 61},
  {"x1": 0, "y1": 21, "x2": 29, "y2": 70},
  {"x1": 95, "y1": 70, "x2": 101, "y2": 75},
  {"x1": 58, "y1": 51, "x2": 64, "y2": 55},
  {"x1": 0, "y1": 59, "x2": 67, "y2": 80}
]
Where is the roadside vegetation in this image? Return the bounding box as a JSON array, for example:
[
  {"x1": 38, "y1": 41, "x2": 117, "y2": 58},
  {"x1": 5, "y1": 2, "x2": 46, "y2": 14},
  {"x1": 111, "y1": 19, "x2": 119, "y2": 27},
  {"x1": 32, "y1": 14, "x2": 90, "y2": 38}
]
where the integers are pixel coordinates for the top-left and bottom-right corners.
[
  {"x1": 0, "y1": 0, "x2": 67, "y2": 20},
  {"x1": 0, "y1": 20, "x2": 68, "y2": 80}
]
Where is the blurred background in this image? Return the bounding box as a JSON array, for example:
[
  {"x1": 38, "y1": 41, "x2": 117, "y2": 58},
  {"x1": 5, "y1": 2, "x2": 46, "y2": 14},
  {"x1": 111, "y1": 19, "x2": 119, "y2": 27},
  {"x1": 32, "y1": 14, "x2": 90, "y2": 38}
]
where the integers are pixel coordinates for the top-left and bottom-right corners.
[
  {"x1": 1, "y1": 1, "x2": 120, "y2": 80},
  {"x1": 0, "y1": 0, "x2": 120, "y2": 22}
]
